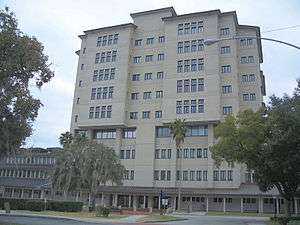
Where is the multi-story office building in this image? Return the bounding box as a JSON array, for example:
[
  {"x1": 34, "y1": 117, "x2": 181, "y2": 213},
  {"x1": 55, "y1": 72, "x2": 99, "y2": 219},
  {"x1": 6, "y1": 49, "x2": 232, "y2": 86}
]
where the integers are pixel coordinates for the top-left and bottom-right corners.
[{"x1": 70, "y1": 7, "x2": 297, "y2": 213}]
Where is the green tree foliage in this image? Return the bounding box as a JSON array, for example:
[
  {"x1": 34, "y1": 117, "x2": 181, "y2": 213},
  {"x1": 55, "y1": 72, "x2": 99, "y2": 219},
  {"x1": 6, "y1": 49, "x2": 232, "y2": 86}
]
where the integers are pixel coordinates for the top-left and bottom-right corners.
[
  {"x1": 170, "y1": 118, "x2": 187, "y2": 148},
  {"x1": 52, "y1": 134, "x2": 125, "y2": 209},
  {"x1": 0, "y1": 7, "x2": 54, "y2": 156},
  {"x1": 59, "y1": 131, "x2": 74, "y2": 148},
  {"x1": 211, "y1": 80, "x2": 300, "y2": 217}
]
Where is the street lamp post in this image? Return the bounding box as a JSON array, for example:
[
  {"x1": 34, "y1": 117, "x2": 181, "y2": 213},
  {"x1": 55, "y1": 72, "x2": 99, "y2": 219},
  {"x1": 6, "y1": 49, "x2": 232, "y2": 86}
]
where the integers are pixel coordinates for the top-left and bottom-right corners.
[{"x1": 204, "y1": 36, "x2": 300, "y2": 50}]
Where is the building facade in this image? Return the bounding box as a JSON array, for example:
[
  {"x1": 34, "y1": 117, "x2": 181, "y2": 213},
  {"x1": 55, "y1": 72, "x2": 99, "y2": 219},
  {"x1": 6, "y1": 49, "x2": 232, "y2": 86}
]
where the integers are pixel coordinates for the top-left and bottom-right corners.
[{"x1": 70, "y1": 7, "x2": 298, "y2": 214}]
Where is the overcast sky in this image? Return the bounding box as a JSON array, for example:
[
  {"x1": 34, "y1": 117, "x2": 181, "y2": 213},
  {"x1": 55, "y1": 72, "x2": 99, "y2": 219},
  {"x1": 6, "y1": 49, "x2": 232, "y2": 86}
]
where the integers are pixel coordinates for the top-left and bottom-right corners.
[{"x1": 1, "y1": 0, "x2": 300, "y2": 148}]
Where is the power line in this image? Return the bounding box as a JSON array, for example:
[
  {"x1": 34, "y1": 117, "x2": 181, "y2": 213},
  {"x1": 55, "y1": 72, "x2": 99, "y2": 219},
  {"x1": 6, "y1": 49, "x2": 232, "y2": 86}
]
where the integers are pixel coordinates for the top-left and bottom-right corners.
[{"x1": 262, "y1": 25, "x2": 300, "y2": 33}]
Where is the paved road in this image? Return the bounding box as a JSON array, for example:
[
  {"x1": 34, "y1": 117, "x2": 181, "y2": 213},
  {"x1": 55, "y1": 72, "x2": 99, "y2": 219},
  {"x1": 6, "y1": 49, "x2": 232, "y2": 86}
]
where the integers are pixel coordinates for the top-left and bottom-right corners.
[{"x1": 0, "y1": 214, "x2": 268, "y2": 225}]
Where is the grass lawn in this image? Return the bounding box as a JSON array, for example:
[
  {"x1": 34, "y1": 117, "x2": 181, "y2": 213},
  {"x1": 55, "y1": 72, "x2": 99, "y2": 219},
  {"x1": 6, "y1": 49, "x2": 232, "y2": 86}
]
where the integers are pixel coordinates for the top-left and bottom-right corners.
[
  {"x1": 207, "y1": 211, "x2": 273, "y2": 217},
  {"x1": 139, "y1": 214, "x2": 181, "y2": 222},
  {"x1": 0, "y1": 223, "x2": 24, "y2": 225},
  {"x1": 16, "y1": 210, "x2": 127, "y2": 219},
  {"x1": 267, "y1": 221, "x2": 300, "y2": 225}
]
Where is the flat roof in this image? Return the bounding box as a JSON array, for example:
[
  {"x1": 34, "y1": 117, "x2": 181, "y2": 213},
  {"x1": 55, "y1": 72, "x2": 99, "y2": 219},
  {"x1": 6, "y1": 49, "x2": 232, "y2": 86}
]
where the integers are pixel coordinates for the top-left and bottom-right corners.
[{"x1": 130, "y1": 6, "x2": 177, "y2": 18}]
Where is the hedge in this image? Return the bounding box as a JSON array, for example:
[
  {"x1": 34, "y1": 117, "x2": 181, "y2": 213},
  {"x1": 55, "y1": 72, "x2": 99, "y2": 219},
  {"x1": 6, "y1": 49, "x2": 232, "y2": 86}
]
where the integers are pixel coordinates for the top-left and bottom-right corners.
[
  {"x1": 270, "y1": 217, "x2": 300, "y2": 225},
  {"x1": 0, "y1": 198, "x2": 83, "y2": 212}
]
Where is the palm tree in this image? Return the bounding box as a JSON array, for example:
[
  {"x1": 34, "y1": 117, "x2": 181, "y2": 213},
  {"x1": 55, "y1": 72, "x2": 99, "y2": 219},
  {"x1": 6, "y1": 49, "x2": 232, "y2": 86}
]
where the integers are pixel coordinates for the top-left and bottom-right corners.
[
  {"x1": 170, "y1": 119, "x2": 187, "y2": 211},
  {"x1": 51, "y1": 137, "x2": 125, "y2": 209},
  {"x1": 59, "y1": 131, "x2": 73, "y2": 148}
]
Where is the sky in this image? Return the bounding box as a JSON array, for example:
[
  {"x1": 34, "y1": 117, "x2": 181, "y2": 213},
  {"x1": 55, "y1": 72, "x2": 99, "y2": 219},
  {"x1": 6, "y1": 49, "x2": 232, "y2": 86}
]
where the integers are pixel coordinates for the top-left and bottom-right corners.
[{"x1": 1, "y1": 0, "x2": 300, "y2": 148}]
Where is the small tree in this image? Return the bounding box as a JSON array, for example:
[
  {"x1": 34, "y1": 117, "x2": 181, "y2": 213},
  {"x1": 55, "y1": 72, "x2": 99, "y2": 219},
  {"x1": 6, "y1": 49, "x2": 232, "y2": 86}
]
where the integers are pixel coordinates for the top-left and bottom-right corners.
[
  {"x1": 170, "y1": 119, "x2": 187, "y2": 211},
  {"x1": 52, "y1": 135, "x2": 125, "y2": 209},
  {"x1": 0, "y1": 7, "x2": 54, "y2": 157},
  {"x1": 59, "y1": 132, "x2": 73, "y2": 148},
  {"x1": 211, "y1": 80, "x2": 300, "y2": 218}
]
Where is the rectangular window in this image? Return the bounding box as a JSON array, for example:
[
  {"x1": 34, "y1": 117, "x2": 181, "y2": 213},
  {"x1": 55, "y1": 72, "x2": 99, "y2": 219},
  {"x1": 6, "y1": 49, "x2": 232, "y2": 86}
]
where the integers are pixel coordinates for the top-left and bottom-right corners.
[
  {"x1": 108, "y1": 86, "x2": 113, "y2": 99},
  {"x1": 191, "y1": 40, "x2": 197, "y2": 52},
  {"x1": 191, "y1": 59, "x2": 197, "y2": 71},
  {"x1": 125, "y1": 150, "x2": 131, "y2": 159},
  {"x1": 156, "y1": 127, "x2": 171, "y2": 137},
  {"x1": 146, "y1": 37, "x2": 154, "y2": 45},
  {"x1": 222, "y1": 85, "x2": 232, "y2": 94},
  {"x1": 190, "y1": 171, "x2": 195, "y2": 181},
  {"x1": 178, "y1": 24, "x2": 183, "y2": 35},
  {"x1": 184, "y1": 79, "x2": 190, "y2": 92},
  {"x1": 176, "y1": 170, "x2": 181, "y2": 180},
  {"x1": 144, "y1": 73, "x2": 152, "y2": 80},
  {"x1": 97, "y1": 36, "x2": 102, "y2": 46},
  {"x1": 213, "y1": 170, "x2": 219, "y2": 181},
  {"x1": 112, "y1": 51, "x2": 117, "y2": 62},
  {"x1": 243, "y1": 94, "x2": 249, "y2": 101},
  {"x1": 184, "y1": 23, "x2": 190, "y2": 34},
  {"x1": 220, "y1": 46, "x2": 231, "y2": 54},
  {"x1": 191, "y1": 100, "x2": 197, "y2": 113},
  {"x1": 198, "y1": 99, "x2": 204, "y2": 113},
  {"x1": 131, "y1": 92, "x2": 139, "y2": 100},
  {"x1": 93, "y1": 70, "x2": 98, "y2": 82},
  {"x1": 184, "y1": 60, "x2": 190, "y2": 72},
  {"x1": 183, "y1": 170, "x2": 188, "y2": 181},
  {"x1": 155, "y1": 110, "x2": 162, "y2": 118},
  {"x1": 177, "y1": 80, "x2": 183, "y2": 93},
  {"x1": 95, "y1": 106, "x2": 100, "y2": 118},
  {"x1": 123, "y1": 129, "x2": 136, "y2": 139},
  {"x1": 158, "y1": 36, "x2": 165, "y2": 43},
  {"x1": 95, "y1": 53, "x2": 100, "y2": 63},
  {"x1": 106, "y1": 51, "x2": 111, "y2": 62},
  {"x1": 249, "y1": 74, "x2": 255, "y2": 82},
  {"x1": 197, "y1": 148, "x2": 202, "y2": 158},
  {"x1": 177, "y1": 60, "x2": 183, "y2": 73},
  {"x1": 129, "y1": 112, "x2": 138, "y2": 120},
  {"x1": 241, "y1": 56, "x2": 248, "y2": 64},
  {"x1": 143, "y1": 92, "x2": 152, "y2": 99},
  {"x1": 220, "y1": 170, "x2": 226, "y2": 181},
  {"x1": 248, "y1": 56, "x2": 254, "y2": 63},
  {"x1": 190, "y1": 148, "x2": 195, "y2": 158},
  {"x1": 191, "y1": 22, "x2": 197, "y2": 33},
  {"x1": 183, "y1": 148, "x2": 189, "y2": 158},
  {"x1": 184, "y1": 41, "x2": 190, "y2": 53},
  {"x1": 155, "y1": 149, "x2": 160, "y2": 159},
  {"x1": 198, "y1": 78, "x2": 204, "y2": 91},
  {"x1": 100, "y1": 52, "x2": 105, "y2": 63},
  {"x1": 108, "y1": 35, "x2": 113, "y2": 45},
  {"x1": 130, "y1": 170, "x2": 134, "y2": 180},
  {"x1": 135, "y1": 39, "x2": 142, "y2": 46},
  {"x1": 223, "y1": 106, "x2": 233, "y2": 115},
  {"x1": 157, "y1": 72, "x2": 164, "y2": 79},
  {"x1": 100, "y1": 106, "x2": 106, "y2": 118},
  {"x1": 161, "y1": 170, "x2": 166, "y2": 180},
  {"x1": 94, "y1": 130, "x2": 116, "y2": 139},
  {"x1": 228, "y1": 170, "x2": 233, "y2": 181},
  {"x1": 142, "y1": 111, "x2": 150, "y2": 119},
  {"x1": 102, "y1": 36, "x2": 107, "y2": 46},
  {"x1": 132, "y1": 74, "x2": 140, "y2": 81},
  {"x1": 220, "y1": 27, "x2": 230, "y2": 35},
  {"x1": 190, "y1": 79, "x2": 197, "y2": 92},
  {"x1": 110, "y1": 68, "x2": 115, "y2": 79},
  {"x1": 178, "y1": 42, "x2": 183, "y2": 53},
  {"x1": 133, "y1": 56, "x2": 141, "y2": 64},
  {"x1": 198, "y1": 21, "x2": 204, "y2": 32},
  {"x1": 196, "y1": 170, "x2": 202, "y2": 181},
  {"x1": 132, "y1": 149, "x2": 135, "y2": 159},
  {"x1": 167, "y1": 149, "x2": 172, "y2": 159},
  {"x1": 221, "y1": 65, "x2": 231, "y2": 73},
  {"x1": 157, "y1": 53, "x2": 165, "y2": 61},
  {"x1": 183, "y1": 100, "x2": 189, "y2": 114},
  {"x1": 161, "y1": 149, "x2": 166, "y2": 159},
  {"x1": 98, "y1": 69, "x2": 103, "y2": 80},
  {"x1": 91, "y1": 88, "x2": 96, "y2": 100},
  {"x1": 167, "y1": 170, "x2": 171, "y2": 181},
  {"x1": 145, "y1": 55, "x2": 153, "y2": 62},
  {"x1": 198, "y1": 39, "x2": 204, "y2": 51},
  {"x1": 203, "y1": 170, "x2": 208, "y2": 181},
  {"x1": 80, "y1": 64, "x2": 84, "y2": 70},
  {"x1": 113, "y1": 34, "x2": 118, "y2": 44},
  {"x1": 198, "y1": 58, "x2": 204, "y2": 71},
  {"x1": 250, "y1": 93, "x2": 256, "y2": 101},
  {"x1": 104, "y1": 69, "x2": 109, "y2": 80},
  {"x1": 176, "y1": 101, "x2": 182, "y2": 114},
  {"x1": 102, "y1": 87, "x2": 108, "y2": 99},
  {"x1": 154, "y1": 170, "x2": 159, "y2": 180}
]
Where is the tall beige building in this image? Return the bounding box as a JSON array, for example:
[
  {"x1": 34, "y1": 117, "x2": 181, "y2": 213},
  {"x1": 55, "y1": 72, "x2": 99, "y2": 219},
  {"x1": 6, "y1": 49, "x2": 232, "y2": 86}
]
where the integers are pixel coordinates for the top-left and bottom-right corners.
[{"x1": 70, "y1": 7, "x2": 286, "y2": 213}]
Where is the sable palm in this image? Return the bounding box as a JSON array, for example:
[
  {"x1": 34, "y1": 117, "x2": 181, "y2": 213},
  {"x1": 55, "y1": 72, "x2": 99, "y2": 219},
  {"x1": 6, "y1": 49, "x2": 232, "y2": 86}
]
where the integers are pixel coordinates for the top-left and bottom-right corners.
[{"x1": 170, "y1": 118, "x2": 187, "y2": 211}]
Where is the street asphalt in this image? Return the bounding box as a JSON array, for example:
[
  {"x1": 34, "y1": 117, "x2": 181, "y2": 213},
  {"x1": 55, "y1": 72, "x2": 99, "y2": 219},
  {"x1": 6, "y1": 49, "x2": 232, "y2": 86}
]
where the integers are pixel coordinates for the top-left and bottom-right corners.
[{"x1": 0, "y1": 214, "x2": 268, "y2": 225}]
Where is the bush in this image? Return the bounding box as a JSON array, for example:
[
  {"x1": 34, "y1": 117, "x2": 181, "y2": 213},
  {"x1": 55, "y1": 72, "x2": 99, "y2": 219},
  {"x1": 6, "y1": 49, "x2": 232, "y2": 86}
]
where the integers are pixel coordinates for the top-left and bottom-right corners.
[
  {"x1": 25, "y1": 201, "x2": 44, "y2": 211},
  {"x1": 96, "y1": 206, "x2": 110, "y2": 217},
  {"x1": 0, "y1": 198, "x2": 83, "y2": 212},
  {"x1": 270, "y1": 217, "x2": 300, "y2": 225}
]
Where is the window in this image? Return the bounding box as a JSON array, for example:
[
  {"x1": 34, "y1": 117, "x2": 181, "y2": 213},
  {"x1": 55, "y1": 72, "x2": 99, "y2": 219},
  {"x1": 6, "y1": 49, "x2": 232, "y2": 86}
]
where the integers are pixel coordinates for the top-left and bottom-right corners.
[
  {"x1": 178, "y1": 24, "x2": 183, "y2": 35},
  {"x1": 100, "y1": 106, "x2": 106, "y2": 118},
  {"x1": 183, "y1": 148, "x2": 189, "y2": 158},
  {"x1": 157, "y1": 72, "x2": 164, "y2": 79},
  {"x1": 124, "y1": 170, "x2": 129, "y2": 180},
  {"x1": 133, "y1": 56, "x2": 141, "y2": 64},
  {"x1": 198, "y1": 78, "x2": 204, "y2": 91},
  {"x1": 100, "y1": 52, "x2": 105, "y2": 63},
  {"x1": 191, "y1": 59, "x2": 197, "y2": 71},
  {"x1": 146, "y1": 37, "x2": 154, "y2": 45},
  {"x1": 167, "y1": 170, "x2": 171, "y2": 181},
  {"x1": 184, "y1": 60, "x2": 190, "y2": 72},
  {"x1": 250, "y1": 93, "x2": 256, "y2": 101},
  {"x1": 108, "y1": 35, "x2": 113, "y2": 45},
  {"x1": 183, "y1": 100, "x2": 189, "y2": 114},
  {"x1": 176, "y1": 170, "x2": 181, "y2": 180},
  {"x1": 184, "y1": 41, "x2": 190, "y2": 53},
  {"x1": 130, "y1": 112, "x2": 138, "y2": 120},
  {"x1": 190, "y1": 148, "x2": 195, "y2": 158},
  {"x1": 135, "y1": 39, "x2": 142, "y2": 46},
  {"x1": 241, "y1": 56, "x2": 248, "y2": 64},
  {"x1": 198, "y1": 99, "x2": 204, "y2": 113},
  {"x1": 125, "y1": 150, "x2": 131, "y2": 159},
  {"x1": 223, "y1": 106, "x2": 233, "y2": 115},
  {"x1": 95, "y1": 53, "x2": 100, "y2": 63},
  {"x1": 220, "y1": 46, "x2": 231, "y2": 54},
  {"x1": 130, "y1": 170, "x2": 134, "y2": 180},
  {"x1": 93, "y1": 70, "x2": 98, "y2": 81},
  {"x1": 248, "y1": 56, "x2": 254, "y2": 63},
  {"x1": 183, "y1": 171, "x2": 188, "y2": 181},
  {"x1": 131, "y1": 92, "x2": 139, "y2": 100},
  {"x1": 95, "y1": 106, "x2": 100, "y2": 118},
  {"x1": 161, "y1": 149, "x2": 166, "y2": 159},
  {"x1": 197, "y1": 148, "x2": 202, "y2": 158},
  {"x1": 91, "y1": 88, "x2": 96, "y2": 100},
  {"x1": 120, "y1": 150, "x2": 125, "y2": 159},
  {"x1": 108, "y1": 87, "x2": 114, "y2": 99},
  {"x1": 144, "y1": 73, "x2": 152, "y2": 80},
  {"x1": 112, "y1": 51, "x2": 117, "y2": 62},
  {"x1": 198, "y1": 21, "x2": 204, "y2": 32},
  {"x1": 221, "y1": 65, "x2": 231, "y2": 73},
  {"x1": 142, "y1": 111, "x2": 150, "y2": 119},
  {"x1": 198, "y1": 39, "x2": 204, "y2": 51},
  {"x1": 158, "y1": 36, "x2": 165, "y2": 43},
  {"x1": 74, "y1": 115, "x2": 78, "y2": 122},
  {"x1": 186, "y1": 125, "x2": 208, "y2": 136},
  {"x1": 94, "y1": 130, "x2": 116, "y2": 139},
  {"x1": 190, "y1": 171, "x2": 195, "y2": 181},
  {"x1": 154, "y1": 170, "x2": 159, "y2": 180},
  {"x1": 79, "y1": 80, "x2": 82, "y2": 87},
  {"x1": 196, "y1": 170, "x2": 202, "y2": 181},
  {"x1": 155, "y1": 149, "x2": 160, "y2": 159},
  {"x1": 178, "y1": 42, "x2": 183, "y2": 53},
  {"x1": 161, "y1": 170, "x2": 166, "y2": 180},
  {"x1": 177, "y1": 60, "x2": 183, "y2": 73},
  {"x1": 102, "y1": 87, "x2": 108, "y2": 99},
  {"x1": 143, "y1": 92, "x2": 152, "y2": 99},
  {"x1": 184, "y1": 79, "x2": 190, "y2": 92},
  {"x1": 97, "y1": 36, "x2": 102, "y2": 46},
  {"x1": 106, "y1": 51, "x2": 111, "y2": 62},
  {"x1": 123, "y1": 129, "x2": 136, "y2": 139},
  {"x1": 242, "y1": 74, "x2": 255, "y2": 82},
  {"x1": 80, "y1": 64, "x2": 84, "y2": 70},
  {"x1": 191, "y1": 79, "x2": 197, "y2": 92},
  {"x1": 156, "y1": 127, "x2": 171, "y2": 137},
  {"x1": 155, "y1": 110, "x2": 162, "y2": 118},
  {"x1": 184, "y1": 23, "x2": 190, "y2": 34},
  {"x1": 220, "y1": 27, "x2": 230, "y2": 35},
  {"x1": 191, "y1": 22, "x2": 197, "y2": 33},
  {"x1": 167, "y1": 149, "x2": 172, "y2": 159},
  {"x1": 177, "y1": 80, "x2": 183, "y2": 93},
  {"x1": 203, "y1": 170, "x2": 208, "y2": 181},
  {"x1": 113, "y1": 34, "x2": 118, "y2": 44},
  {"x1": 132, "y1": 74, "x2": 140, "y2": 81},
  {"x1": 198, "y1": 58, "x2": 204, "y2": 71},
  {"x1": 145, "y1": 55, "x2": 153, "y2": 62},
  {"x1": 222, "y1": 85, "x2": 232, "y2": 94},
  {"x1": 157, "y1": 53, "x2": 165, "y2": 61},
  {"x1": 213, "y1": 170, "x2": 219, "y2": 181},
  {"x1": 191, "y1": 40, "x2": 197, "y2": 52},
  {"x1": 102, "y1": 36, "x2": 107, "y2": 46},
  {"x1": 110, "y1": 68, "x2": 115, "y2": 79},
  {"x1": 243, "y1": 94, "x2": 249, "y2": 101},
  {"x1": 220, "y1": 170, "x2": 226, "y2": 181},
  {"x1": 228, "y1": 170, "x2": 233, "y2": 181},
  {"x1": 176, "y1": 101, "x2": 182, "y2": 114}
]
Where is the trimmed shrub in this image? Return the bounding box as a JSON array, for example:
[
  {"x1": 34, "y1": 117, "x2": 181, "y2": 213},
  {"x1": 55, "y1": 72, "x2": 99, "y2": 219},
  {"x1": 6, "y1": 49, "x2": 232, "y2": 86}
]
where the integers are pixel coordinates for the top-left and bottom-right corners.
[
  {"x1": 270, "y1": 217, "x2": 300, "y2": 225},
  {"x1": 47, "y1": 201, "x2": 83, "y2": 212},
  {"x1": 96, "y1": 206, "x2": 110, "y2": 217},
  {"x1": 0, "y1": 198, "x2": 27, "y2": 210},
  {"x1": 25, "y1": 201, "x2": 44, "y2": 211}
]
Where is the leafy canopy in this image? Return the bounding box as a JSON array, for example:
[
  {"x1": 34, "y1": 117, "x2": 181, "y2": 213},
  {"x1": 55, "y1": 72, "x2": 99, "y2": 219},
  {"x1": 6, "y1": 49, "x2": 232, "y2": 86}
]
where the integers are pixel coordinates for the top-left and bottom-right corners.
[
  {"x1": 170, "y1": 118, "x2": 187, "y2": 148},
  {"x1": 0, "y1": 7, "x2": 54, "y2": 156}
]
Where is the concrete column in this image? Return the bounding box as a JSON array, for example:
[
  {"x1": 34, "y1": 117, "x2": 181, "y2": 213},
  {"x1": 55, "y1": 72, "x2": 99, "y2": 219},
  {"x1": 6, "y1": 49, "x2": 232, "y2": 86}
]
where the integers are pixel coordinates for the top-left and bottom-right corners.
[
  {"x1": 223, "y1": 197, "x2": 226, "y2": 212},
  {"x1": 276, "y1": 198, "x2": 279, "y2": 214},
  {"x1": 40, "y1": 190, "x2": 44, "y2": 199},
  {"x1": 133, "y1": 196, "x2": 137, "y2": 211},
  {"x1": 75, "y1": 192, "x2": 79, "y2": 202},
  {"x1": 173, "y1": 197, "x2": 177, "y2": 210},
  {"x1": 158, "y1": 195, "x2": 161, "y2": 210},
  {"x1": 101, "y1": 193, "x2": 105, "y2": 206},
  {"x1": 206, "y1": 197, "x2": 209, "y2": 212},
  {"x1": 240, "y1": 198, "x2": 244, "y2": 213},
  {"x1": 259, "y1": 197, "x2": 264, "y2": 214},
  {"x1": 31, "y1": 189, "x2": 34, "y2": 199},
  {"x1": 295, "y1": 198, "x2": 298, "y2": 215},
  {"x1": 143, "y1": 196, "x2": 146, "y2": 209},
  {"x1": 11, "y1": 188, "x2": 15, "y2": 198},
  {"x1": 148, "y1": 196, "x2": 153, "y2": 213},
  {"x1": 20, "y1": 189, "x2": 24, "y2": 199},
  {"x1": 113, "y1": 194, "x2": 118, "y2": 207},
  {"x1": 128, "y1": 195, "x2": 132, "y2": 208}
]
